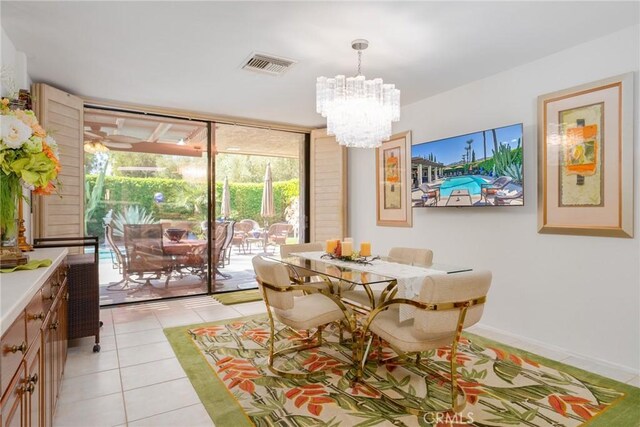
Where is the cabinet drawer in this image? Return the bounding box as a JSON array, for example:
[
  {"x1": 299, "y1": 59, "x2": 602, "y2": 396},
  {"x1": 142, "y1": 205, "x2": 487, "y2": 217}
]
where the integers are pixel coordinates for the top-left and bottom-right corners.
[
  {"x1": 1, "y1": 311, "x2": 27, "y2": 393},
  {"x1": 26, "y1": 289, "x2": 46, "y2": 348}
]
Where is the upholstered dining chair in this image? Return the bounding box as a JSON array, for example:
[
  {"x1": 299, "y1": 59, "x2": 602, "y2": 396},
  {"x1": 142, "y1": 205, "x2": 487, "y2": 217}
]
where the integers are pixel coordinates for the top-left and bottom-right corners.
[
  {"x1": 359, "y1": 270, "x2": 492, "y2": 416},
  {"x1": 252, "y1": 255, "x2": 352, "y2": 378},
  {"x1": 279, "y1": 243, "x2": 333, "y2": 292},
  {"x1": 341, "y1": 247, "x2": 434, "y2": 310}
]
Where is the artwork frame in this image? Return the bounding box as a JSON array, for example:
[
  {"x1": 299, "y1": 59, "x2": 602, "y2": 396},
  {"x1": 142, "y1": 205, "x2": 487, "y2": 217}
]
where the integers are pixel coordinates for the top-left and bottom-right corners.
[
  {"x1": 538, "y1": 73, "x2": 634, "y2": 238},
  {"x1": 376, "y1": 131, "x2": 412, "y2": 227}
]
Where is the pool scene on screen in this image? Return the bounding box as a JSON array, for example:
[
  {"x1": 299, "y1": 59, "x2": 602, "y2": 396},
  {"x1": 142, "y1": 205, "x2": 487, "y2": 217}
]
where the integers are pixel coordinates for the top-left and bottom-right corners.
[{"x1": 411, "y1": 123, "x2": 524, "y2": 207}]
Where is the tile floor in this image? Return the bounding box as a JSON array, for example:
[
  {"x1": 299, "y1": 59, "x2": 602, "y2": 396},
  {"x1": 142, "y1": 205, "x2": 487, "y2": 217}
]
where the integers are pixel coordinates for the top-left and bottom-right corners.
[{"x1": 53, "y1": 296, "x2": 639, "y2": 427}]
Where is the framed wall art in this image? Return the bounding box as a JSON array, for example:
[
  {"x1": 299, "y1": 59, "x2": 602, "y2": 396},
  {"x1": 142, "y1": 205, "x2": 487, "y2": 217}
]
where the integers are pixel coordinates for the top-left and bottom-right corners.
[
  {"x1": 538, "y1": 73, "x2": 634, "y2": 238},
  {"x1": 376, "y1": 131, "x2": 412, "y2": 227}
]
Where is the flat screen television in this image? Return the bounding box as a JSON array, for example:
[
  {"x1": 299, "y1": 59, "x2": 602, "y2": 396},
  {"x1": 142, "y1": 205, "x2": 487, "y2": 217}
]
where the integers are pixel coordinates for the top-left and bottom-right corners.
[{"x1": 411, "y1": 123, "x2": 523, "y2": 207}]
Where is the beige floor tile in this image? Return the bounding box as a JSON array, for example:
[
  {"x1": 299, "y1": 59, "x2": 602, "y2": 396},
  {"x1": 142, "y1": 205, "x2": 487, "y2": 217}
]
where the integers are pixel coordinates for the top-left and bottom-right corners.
[
  {"x1": 100, "y1": 319, "x2": 116, "y2": 337},
  {"x1": 114, "y1": 316, "x2": 162, "y2": 334},
  {"x1": 53, "y1": 392, "x2": 126, "y2": 427},
  {"x1": 563, "y1": 356, "x2": 637, "y2": 383},
  {"x1": 118, "y1": 341, "x2": 176, "y2": 367},
  {"x1": 64, "y1": 350, "x2": 120, "y2": 378},
  {"x1": 120, "y1": 357, "x2": 186, "y2": 391},
  {"x1": 124, "y1": 377, "x2": 200, "y2": 422},
  {"x1": 194, "y1": 305, "x2": 242, "y2": 322},
  {"x1": 58, "y1": 369, "x2": 122, "y2": 404},
  {"x1": 116, "y1": 328, "x2": 168, "y2": 349},
  {"x1": 128, "y1": 403, "x2": 213, "y2": 427},
  {"x1": 155, "y1": 309, "x2": 204, "y2": 328},
  {"x1": 233, "y1": 301, "x2": 267, "y2": 316}
]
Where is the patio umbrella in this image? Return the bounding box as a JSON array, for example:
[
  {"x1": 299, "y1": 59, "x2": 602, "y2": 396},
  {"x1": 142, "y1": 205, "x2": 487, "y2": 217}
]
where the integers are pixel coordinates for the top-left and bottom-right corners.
[
  {"x1": 260, "y1": 163, "x2": 274, "y2": 251},
  {"x1": 221, "y1": 176, "x2": 231, "y2": 219}
]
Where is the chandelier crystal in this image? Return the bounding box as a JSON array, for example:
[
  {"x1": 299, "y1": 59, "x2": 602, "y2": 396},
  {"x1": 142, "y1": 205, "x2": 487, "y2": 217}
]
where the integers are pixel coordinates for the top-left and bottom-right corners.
[{"x1": 316, "y1": 39, "x2": 400, "y2": 148}]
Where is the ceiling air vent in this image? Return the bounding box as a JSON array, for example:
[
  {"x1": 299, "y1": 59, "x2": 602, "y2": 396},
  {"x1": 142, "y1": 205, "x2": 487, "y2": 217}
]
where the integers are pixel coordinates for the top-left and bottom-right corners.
[{"x1": 241, "y1": 53, "x2": 296, "y2": 76}]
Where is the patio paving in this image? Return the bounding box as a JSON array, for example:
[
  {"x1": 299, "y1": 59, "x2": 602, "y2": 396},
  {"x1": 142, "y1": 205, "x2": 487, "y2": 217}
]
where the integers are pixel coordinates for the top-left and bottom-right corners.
[{"x1": 98, "y1": 246, "x2": 275, "y2": 306}]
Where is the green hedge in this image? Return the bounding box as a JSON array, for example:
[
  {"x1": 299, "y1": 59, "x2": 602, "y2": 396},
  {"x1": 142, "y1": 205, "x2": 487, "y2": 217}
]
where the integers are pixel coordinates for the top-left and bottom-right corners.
[{"x1": 85, "y1": 175, "x2": 299, "y2": 239}]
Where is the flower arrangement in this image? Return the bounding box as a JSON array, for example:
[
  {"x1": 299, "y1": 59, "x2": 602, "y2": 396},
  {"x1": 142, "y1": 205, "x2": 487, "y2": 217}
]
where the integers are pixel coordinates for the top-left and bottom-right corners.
[{"x1": 0, "y1": 97, "x2": 60, "y2": 250}]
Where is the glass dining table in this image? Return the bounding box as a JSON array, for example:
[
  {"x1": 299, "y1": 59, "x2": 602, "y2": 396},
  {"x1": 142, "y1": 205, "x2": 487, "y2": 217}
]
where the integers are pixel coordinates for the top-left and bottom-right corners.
[{"x1": 267, "y1": 251, "x2": 472, "y2": 375}]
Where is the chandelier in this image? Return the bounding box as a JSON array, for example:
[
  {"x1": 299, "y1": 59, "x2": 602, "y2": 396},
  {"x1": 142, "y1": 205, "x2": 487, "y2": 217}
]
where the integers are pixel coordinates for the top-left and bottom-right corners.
[{"x1": 316, "y1": 39, "x2": 400, "y2": 148}]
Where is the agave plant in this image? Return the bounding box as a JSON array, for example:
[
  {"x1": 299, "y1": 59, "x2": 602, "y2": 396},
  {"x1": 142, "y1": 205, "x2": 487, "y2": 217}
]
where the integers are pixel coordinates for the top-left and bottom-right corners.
[
  {"x1": 111, "y1": 205, "x2": 157, "y2": 237},
  {"x1": 492, "y1": 139, "x2": 523, "y2": 183}
]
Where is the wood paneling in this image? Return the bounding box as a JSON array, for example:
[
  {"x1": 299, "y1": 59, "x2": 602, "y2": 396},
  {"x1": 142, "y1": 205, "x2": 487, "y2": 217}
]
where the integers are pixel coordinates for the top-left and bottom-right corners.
[
  {"x1": 32, "y1": 84, "x2": 84, "y2": 241},
  {"x1": 309, "y1": 129, "x2": 347, "y2": 242}
]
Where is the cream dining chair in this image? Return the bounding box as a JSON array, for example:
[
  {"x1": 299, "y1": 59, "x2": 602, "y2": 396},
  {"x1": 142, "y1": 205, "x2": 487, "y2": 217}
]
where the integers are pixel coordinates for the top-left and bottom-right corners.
[
  {"x1": 252, "y1": 255, "x2": 352, "y2": 378},
  {"x1": 358, "y1": 270, "x2": 492, "y2": 415},
  {"x1": 341, "y1": 247, "x2": 434, "y2": 310},
  {"x1": 279, "y1": 243, "x2": 333, "y2": 293}
]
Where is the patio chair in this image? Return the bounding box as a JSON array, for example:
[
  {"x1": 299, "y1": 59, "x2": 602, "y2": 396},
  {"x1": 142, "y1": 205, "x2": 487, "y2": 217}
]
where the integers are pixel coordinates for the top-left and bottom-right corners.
[
  {"x1": 359, "y1": 270, "x2": 492, "y2": 415},
  {"x1": 239, "y1": 218, "x2": 260, "y2": 231},
  {"x1": 123, "y1": 224, "x2": 173, "y2": 293},
  {"x1": 480, "y1": 176, "x2": 512, "y2": 202},
  {"x1": 213, "y1": 222, "x2": 230, "y2": 279},
  {"x1": 104, "y1": 223, "x2": 133, "y2": 291},
  {"x1": 266, "y1": 223, "x2": 293, "y2": 250},
  {"x1": 494, "y1": 189, "x2": 523, "y2": 205},
  {"x1": 252, "y1": 255, "x2": 351, "y2": 378},
  {"x1": 221, "y1": 220, "x2": 236, "y2": 266},
  {"x1": 341, "y1": 247, "x2": 434, "y2": 310},
  {"x1": 417, "y1": 183, "x2": 440, "y2": 206},
  {"x1": 232, "y1": 221, "x2": 253, "y2": 254}
]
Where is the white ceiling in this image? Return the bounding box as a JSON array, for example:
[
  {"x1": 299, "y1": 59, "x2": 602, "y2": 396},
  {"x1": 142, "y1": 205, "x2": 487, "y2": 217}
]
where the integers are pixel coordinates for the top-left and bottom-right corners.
[{"x1": 2, "y1": 1, "x2": 638, "y2": 127}]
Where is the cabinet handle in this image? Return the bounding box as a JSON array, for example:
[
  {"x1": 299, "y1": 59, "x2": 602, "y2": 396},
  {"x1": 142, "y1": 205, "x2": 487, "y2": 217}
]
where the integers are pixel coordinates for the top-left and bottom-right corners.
[
  {"x1": 28, "y1": 373, "x2": 39, "y2": 385},
  {"x1": 30, "y1": 312, "x2": 46, "y2": 321},
  {"x1": 49, "y1": 321, "x2": 60, "y2": 330},
  {"x1": 8, "y1": 342, "x2": 27, "y2": 354}
]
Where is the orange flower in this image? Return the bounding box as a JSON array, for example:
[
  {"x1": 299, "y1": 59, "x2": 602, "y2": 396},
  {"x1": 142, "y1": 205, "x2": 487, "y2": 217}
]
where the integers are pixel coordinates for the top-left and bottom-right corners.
[
  {"x1": 437, "y1": 347, "x2": 471, "y2": 366},
  {"x1": 190, "y1": 325, "x2": 225, "y2": 336},
  {"x1": 301, "y1": 352, "x2": 344, "y2": 376},
  {"x1": 32, "y1": 124, "x2": 46, "y2": 138},
  {"x1": 216, "y1": 357, "x2": 260, "y2": 394},
  {"x1": 350, "y1": 382, "x2": 380, "y2": 398},
  {"x1": 285, "y1": 384, "x2": 334, "y2": 416},
  {"x1": 243, "y1": 328, "x2": 270, "y2": 344},
  {"x1": 33, "y1": 182, "x2": 56, "y2": 196}
]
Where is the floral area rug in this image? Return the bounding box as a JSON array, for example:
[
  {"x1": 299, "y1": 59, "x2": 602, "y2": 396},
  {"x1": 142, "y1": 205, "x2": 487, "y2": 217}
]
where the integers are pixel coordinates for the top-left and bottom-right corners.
[{"x1": 164, "y1": 316, "x2": 639, "y2": 426}]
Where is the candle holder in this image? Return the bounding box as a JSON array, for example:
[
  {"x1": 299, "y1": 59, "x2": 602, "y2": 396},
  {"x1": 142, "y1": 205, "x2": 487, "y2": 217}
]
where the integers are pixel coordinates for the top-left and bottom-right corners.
[{"x1": 321, "y1": 252, "x2": 379, "y2": 266}]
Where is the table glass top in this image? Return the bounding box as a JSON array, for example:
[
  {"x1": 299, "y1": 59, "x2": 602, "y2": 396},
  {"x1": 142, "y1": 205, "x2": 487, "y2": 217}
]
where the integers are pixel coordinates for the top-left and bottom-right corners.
[{"x1": 270, "y1": 252, "x2": 471, "y2": 285}]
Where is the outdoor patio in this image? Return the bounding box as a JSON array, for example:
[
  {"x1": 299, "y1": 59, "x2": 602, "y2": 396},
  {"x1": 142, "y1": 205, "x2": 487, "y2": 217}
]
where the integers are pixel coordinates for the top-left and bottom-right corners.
[{"x1": 98, "y1": 246, "x2": 273, "y2": 305}]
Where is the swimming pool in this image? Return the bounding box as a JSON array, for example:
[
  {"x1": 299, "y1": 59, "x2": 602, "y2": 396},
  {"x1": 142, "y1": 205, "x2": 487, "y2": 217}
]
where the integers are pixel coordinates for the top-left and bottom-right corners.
[{"x1": 438, "y1": 175, "x2": 490, "y2": 197}]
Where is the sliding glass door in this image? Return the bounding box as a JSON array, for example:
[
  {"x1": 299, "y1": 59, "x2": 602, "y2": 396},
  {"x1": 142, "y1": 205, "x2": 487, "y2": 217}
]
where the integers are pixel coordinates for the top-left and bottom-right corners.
[{"x1": 84, "y1": 108, "x2": 210, "y2": 306}]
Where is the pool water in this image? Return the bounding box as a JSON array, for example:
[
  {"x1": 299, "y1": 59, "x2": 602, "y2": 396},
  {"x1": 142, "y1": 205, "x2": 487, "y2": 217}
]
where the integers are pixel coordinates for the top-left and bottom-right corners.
[{"x1": 438, "y1": 175, "x2": 490, "y2": 197}]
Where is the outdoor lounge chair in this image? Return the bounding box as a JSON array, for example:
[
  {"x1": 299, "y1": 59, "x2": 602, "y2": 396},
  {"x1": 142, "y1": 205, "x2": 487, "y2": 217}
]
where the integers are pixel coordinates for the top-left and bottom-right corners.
[
  {"x1": 480, "y1": 176, "x2": 513, "y2": 202},
  {"x1": 494, "y1": 189, "x2": 523, "y2": 205},
  {"x1": 417, "y1": 183, "x2": 440, "y2": 206}
]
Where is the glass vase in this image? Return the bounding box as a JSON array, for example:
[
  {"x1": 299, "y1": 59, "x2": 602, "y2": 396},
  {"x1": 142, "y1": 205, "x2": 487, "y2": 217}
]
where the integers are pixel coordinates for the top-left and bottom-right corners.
[{"x1": 0, "y1": 175, "x2": 23, "y2": 265}]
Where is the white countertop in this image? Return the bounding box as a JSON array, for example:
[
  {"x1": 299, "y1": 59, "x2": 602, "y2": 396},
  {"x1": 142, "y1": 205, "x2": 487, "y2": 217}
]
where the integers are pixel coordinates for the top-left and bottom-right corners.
[{"x1": 0, "y1": 247, "x2": 68, "y2": 336}]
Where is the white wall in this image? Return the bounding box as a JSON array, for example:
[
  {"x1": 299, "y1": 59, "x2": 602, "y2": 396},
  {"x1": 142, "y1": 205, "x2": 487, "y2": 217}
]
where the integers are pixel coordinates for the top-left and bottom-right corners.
[{"x1": 349, "y1": 25, "x2": 640, "y2": 371}]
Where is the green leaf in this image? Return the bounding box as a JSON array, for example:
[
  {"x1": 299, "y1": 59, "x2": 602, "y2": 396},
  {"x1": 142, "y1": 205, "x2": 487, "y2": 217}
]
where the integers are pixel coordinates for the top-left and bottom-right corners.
[
  {"x1": 584, "y1": 382, "x2": 624, "y2": 405},
  {"x1": 493, "y1": 360, "x2": 522, "y2": 384}
]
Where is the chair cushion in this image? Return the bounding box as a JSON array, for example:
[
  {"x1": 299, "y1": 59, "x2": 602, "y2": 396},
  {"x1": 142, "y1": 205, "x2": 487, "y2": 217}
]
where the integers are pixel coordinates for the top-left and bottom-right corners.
[
  {"x1": 369, "y1": 309, "x2": 454, "y2": 354},
  {"x1": 274, "y1": 293, "x2": 346, "y2": 331}
]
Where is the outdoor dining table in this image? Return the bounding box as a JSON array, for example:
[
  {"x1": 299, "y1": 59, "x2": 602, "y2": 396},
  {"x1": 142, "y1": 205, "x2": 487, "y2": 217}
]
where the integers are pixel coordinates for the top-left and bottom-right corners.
[
  {"x1": 269, "y1": 251, "x2": 472, "y2": 373},
  {"x1": 161, "y1": 239, "x2": 208, "y2": 255}
]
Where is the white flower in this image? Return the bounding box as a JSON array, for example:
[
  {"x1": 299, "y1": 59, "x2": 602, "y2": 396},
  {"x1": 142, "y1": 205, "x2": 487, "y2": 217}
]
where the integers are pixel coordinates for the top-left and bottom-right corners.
[
  {"x1": 1, "y1": 115, "x2": 33, "y2": 149},
  {"x1": 45, "y1": 136, "x2": 59, "y2": 158}
]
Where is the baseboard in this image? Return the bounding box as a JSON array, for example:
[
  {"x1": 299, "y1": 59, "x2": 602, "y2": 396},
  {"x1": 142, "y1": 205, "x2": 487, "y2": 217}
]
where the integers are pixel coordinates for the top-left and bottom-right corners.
[{"x1": 473, "y1": 322, "x2": 639, "y2": 377}]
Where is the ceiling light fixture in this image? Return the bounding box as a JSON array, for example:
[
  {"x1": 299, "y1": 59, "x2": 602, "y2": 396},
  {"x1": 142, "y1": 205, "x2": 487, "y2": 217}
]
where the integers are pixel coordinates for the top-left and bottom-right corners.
[
  {"x1": 316, "y1": 39, "x2": 400, "y2": 148},
  {"x1": 84, "y1": 140, "x2": 109, "y2": 154}
]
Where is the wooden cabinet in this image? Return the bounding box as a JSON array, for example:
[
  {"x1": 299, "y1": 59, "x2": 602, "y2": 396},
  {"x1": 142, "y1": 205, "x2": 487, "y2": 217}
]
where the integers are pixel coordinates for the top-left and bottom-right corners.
[{"x1": 0, "y1": 263, "x2": 68, "y2": 427}]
